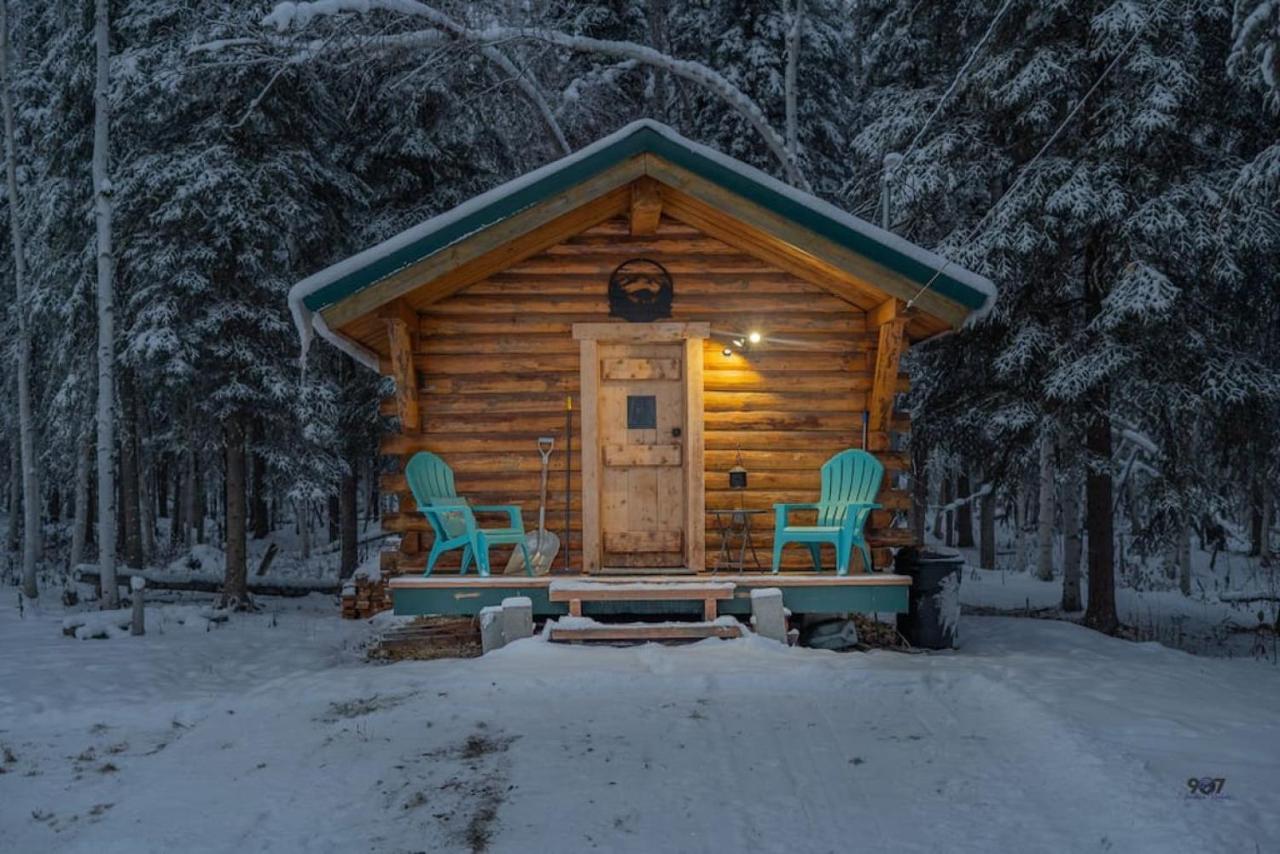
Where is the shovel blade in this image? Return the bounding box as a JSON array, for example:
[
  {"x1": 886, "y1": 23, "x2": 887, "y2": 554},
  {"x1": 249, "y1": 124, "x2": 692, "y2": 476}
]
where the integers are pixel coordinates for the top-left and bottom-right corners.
[{"x1": 502, "y1": 531, "x2": 561, "y2": 576}]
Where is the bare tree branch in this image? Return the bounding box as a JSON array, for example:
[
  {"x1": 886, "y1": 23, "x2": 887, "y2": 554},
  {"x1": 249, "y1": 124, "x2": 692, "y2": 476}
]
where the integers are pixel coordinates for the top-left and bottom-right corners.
[{"x1": 259, "y1": 0, "x2": 808, "y2": 188}]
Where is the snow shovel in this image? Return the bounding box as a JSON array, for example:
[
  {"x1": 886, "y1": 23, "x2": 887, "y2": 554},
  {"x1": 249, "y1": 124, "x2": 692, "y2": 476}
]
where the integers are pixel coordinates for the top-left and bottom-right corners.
[{"x1": 504, "y1": 437, "x2": 560, "y2": 575}]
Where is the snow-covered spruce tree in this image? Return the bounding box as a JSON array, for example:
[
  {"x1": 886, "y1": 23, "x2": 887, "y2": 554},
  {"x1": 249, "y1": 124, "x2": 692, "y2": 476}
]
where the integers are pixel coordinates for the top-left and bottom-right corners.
[
  {"x1": 866, "y1": 0, "x2": 1280, "y2": 630},
  {"x1": 13, "y1": 2, "x2": 102, "y2": 583},
  {"x1": 110, "y1": 2, "x2": 369, "y2": 606},
  {"x1": 1227, "y1": 0, "x2": 1280, "y2": 561}
]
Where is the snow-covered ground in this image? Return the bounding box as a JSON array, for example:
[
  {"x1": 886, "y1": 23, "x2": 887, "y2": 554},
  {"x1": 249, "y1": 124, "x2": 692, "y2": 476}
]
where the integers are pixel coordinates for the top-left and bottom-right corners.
[
  {"x1": 2, "y1": 597, "x2": 1277, "y2": 853},
  {"x1": 948, "y1": 534, "x2": 1279, "y2": 658}
]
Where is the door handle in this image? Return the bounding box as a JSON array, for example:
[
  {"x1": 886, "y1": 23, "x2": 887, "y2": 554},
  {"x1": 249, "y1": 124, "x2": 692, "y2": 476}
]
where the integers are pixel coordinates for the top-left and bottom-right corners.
[{"x1": 671, "y1": 427, "x2": 682, "y2": 438}]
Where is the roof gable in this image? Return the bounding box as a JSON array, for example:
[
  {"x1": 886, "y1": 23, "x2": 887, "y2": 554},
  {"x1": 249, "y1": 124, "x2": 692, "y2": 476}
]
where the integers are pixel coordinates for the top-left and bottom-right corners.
[{"x1": 288, "y1": 121, "x2": 996, "y2": 366}]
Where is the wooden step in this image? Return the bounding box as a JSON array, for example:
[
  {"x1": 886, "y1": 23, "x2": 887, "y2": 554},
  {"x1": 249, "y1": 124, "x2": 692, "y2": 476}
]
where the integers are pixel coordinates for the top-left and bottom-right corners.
[
  {"x1": 549, "y1": 580, "x2": 735, "y2": 602},
  {"x1": 549, "y1": 579, "x2": 736, "y2": 620},
  {"x1": 548, "y1": 620, "x2": 743, "y2": 643},
  {"x1": 595, "y1": 566, "x2": 696, "y2": 576}
]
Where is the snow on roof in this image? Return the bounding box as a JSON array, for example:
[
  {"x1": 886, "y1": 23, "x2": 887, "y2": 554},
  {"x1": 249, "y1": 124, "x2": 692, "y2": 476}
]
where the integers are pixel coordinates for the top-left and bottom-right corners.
[{"x1": 288, "y1": 119, "x2": 998, "y2": 367}]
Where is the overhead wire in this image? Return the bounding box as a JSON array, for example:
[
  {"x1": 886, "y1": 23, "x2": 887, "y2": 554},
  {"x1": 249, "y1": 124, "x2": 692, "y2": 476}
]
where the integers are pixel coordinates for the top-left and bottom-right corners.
[{"x1": 905, "y1": 0, "x2": 1173, "y2": 310}]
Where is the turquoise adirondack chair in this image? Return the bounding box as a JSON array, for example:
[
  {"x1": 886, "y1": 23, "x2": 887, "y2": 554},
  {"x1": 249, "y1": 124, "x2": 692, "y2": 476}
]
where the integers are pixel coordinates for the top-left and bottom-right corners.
[
  {"x1": 771, "y1": 449, "x2": 884, "y2": 575},
  {"x1": 404, "y1": 451, "x2": 531, "y2": 577}
]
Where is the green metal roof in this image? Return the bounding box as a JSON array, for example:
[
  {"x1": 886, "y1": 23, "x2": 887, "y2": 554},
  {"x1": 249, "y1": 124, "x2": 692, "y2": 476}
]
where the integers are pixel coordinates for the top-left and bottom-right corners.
[{"x1": 296, "y1": 121, "x2": 995, "y2": 317}]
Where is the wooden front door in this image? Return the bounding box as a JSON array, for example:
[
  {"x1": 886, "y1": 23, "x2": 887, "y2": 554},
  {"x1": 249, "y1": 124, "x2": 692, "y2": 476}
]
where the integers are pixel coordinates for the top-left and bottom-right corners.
[{"x1": 575, "y1": 323, "x2": 706, "y2": 573}]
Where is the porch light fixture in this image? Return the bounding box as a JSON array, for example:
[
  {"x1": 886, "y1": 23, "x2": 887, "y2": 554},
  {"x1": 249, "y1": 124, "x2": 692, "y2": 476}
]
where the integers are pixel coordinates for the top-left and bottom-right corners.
[{"x1": 710, "y1": 328, "x2": 765, "y2": 358}]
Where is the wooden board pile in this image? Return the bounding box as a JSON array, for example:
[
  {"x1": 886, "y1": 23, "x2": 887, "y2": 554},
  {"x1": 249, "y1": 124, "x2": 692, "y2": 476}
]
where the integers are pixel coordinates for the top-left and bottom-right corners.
[{"x1": 368, "y1": 617, "x2": 481, "y2": 661}]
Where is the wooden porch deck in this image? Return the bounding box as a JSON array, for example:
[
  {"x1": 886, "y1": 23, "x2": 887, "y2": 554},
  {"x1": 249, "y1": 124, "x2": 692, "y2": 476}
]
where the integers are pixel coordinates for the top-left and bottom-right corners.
[{"x1": 389, "y1": 572, "x2": 911, "y2": 618}]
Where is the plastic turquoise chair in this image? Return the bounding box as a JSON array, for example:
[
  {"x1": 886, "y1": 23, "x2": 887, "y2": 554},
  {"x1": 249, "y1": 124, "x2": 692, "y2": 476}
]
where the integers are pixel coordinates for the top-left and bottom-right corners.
[
  {"x1": 404, "y1": 451, "x2": 530, "y2": 576},
  {"x1": 771, "y1": 449, "x2": 884, "y2": 575}
]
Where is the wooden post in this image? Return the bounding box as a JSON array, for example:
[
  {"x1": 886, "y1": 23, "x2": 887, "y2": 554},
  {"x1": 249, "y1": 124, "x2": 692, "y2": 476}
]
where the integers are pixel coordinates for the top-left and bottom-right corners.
[
  {"x1": 683, "y1": 336, "x2": 706, "y2": 572},
  {"x1": 629, "y1": 177, "x2": 662, "y2": 236},
  {"x1": 130, "y1": 576, "x2": 145, "y2": 636},
  {"x1": 380, "y1": 299, "x2": 421, "y2": 434},
  {"x1": 578, "y1": 338, "x2": 600, "y2": 572},
  {"x1": 868, "y1": 299, "x2": 907, "y2": 433}
]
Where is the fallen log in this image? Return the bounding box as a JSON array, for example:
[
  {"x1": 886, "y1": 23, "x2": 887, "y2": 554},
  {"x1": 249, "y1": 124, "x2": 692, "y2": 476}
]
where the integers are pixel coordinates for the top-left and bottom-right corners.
[
  {"x1": 73, "y1": 565, "x2": 340, "y2": 598},
  {"x1": 1219, "y1": 591, "x2": 1280, "y2": 604},
  {"x1": 315, "y1": 531, "x2": 396, "y2": 556},
  {"x1": 254, "y1": 542, "x2": 280, "y2": 577}
]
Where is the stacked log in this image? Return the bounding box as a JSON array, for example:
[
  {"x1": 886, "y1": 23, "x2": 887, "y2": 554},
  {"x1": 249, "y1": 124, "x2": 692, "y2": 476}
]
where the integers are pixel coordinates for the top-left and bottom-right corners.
[
  {"x1": 340, "y1": 573, "x2": 391, "y2": 619},
  {"x1": 341, "y1": 539, "x2": 404, "y2": 619},
  {"x1": 376, "y1": 216, "x2": 917, "y2": 574}
]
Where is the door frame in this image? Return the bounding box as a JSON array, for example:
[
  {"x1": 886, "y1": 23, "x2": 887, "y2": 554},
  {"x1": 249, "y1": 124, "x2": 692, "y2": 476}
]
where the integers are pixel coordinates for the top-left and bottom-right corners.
[{"x1": 573, "y1": 322, "x2": 708, "y2": 573}]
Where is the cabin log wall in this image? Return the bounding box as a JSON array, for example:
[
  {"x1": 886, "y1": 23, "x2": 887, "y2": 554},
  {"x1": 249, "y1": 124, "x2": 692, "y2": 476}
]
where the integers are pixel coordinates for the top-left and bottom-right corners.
[{"x1": 378, "y1": 216, "x2": 913, "y2": 573}]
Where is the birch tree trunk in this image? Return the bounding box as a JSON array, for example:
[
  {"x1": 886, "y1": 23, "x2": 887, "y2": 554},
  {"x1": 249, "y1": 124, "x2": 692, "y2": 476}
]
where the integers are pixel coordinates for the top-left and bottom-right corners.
[
  {"x1": 339, "y1": 460, "x2": 358, "y2": 580},
  {"x1": 92, "y1": 0, "x2": 119, "y2": 606},
  {"x1": 932, "y1": 475, "x2": 948, "y2": 542},
  {"x1": 1035, "y1": 434, "x2": 1055, "y2": 581},
  {"x1": 910, "y1": 442, "x2": 927, "y2": 546},
  {"x1": 1, "y1": 0, "x2": 43, "y2": 601},
  {"x1": 6, "y1": 431, "x2": 18, "y2": 553},
  {"x1": 645, "y1": 0, "x2": 668, "y2": 117},
  {"x1": 783, "y1": 0, "x2": 804, "y2": 159},
  {"x1": 69, "y1": 436, "x2": 92, "y2": 570}
]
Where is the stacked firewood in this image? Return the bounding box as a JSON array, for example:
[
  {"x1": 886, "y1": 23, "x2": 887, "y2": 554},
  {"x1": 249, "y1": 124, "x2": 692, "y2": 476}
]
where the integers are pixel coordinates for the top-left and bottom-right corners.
[
  {"x1": 340, "y1": 538, "x2": 408, "y2": 619},
  {"x1": 341, "y1": 574, "x2": 391, "y2": 619},
  {"x1": 852, "y1": 614, "x2": 907, "y2": 648}
]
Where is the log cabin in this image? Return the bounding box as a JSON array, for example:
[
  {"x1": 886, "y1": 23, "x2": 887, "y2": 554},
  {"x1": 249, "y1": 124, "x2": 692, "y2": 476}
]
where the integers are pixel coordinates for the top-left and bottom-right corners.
[{"x1": 288, "y1": 121, "x2": 995, "y2": 631}]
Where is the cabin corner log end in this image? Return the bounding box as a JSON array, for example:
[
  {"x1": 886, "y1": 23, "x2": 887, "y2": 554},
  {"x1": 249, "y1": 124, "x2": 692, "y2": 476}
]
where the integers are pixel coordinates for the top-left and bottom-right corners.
[{"x1": 380, "y1": 298, "x2": 421, "y2": 434}]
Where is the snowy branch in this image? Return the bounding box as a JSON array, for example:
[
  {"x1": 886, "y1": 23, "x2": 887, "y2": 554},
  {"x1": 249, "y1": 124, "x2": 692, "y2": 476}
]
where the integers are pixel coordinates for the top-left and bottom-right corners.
[
  {"x1": 261, "y1": 0, "x2": 808, "y2": 188},
  {"x1": 198, "y1": 22, "x2": 568, "y2": 154}
]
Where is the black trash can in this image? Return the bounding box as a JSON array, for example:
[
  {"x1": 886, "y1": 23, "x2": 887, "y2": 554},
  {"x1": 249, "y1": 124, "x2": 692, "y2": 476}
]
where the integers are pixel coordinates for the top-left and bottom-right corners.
[{"x1": 895, "y1": 547, "x2": 963, "y2": 649}]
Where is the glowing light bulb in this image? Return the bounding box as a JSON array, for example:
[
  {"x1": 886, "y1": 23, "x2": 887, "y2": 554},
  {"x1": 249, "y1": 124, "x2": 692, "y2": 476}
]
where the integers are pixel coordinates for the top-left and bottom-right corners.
[{"x1": 747, "y1": 331, "x2": 762, "y2": 344}]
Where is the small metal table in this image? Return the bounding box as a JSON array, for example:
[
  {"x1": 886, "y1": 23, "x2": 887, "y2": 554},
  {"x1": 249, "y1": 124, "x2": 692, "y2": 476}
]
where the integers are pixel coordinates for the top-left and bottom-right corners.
[{"x1": 709, "y1": 508, "x2": 767, "y2": 572}]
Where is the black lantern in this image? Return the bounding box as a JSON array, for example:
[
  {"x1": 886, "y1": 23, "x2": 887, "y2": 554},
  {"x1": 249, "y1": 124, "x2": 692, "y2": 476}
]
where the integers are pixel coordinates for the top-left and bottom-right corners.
[{"x1": 728, "y1": 447, "x2": 748, "y2": 490}]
